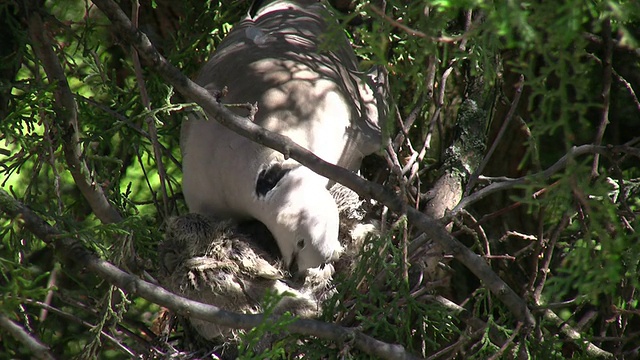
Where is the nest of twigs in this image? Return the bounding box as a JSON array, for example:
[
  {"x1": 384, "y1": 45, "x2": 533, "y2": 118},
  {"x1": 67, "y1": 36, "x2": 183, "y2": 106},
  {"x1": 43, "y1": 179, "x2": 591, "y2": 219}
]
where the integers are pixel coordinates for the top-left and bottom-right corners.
[{"x1": 157, "y1": 183, "x2": 377, "y2": 350}]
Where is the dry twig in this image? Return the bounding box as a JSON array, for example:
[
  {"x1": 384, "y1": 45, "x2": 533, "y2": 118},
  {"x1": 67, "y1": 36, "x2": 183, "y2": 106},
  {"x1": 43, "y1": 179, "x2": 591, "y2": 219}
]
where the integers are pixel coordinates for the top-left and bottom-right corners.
[
  {"x1": 130, "y1": 0, "x2": 172, "y2": 218},
  {"x1": 591, "y1": 18, "x2": 613, "y2": 178},
  {"x1": 450, "y1": 144, "x2": 622, "y2": 217},
  {"x1": 465, "y1": 74, "x2": 525, "y2": 196}
]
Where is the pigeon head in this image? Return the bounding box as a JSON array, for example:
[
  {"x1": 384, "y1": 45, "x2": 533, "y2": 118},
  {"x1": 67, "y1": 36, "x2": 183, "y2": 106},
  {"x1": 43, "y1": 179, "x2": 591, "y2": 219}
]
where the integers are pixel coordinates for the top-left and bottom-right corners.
[{"x1": 255, "y1": 164, "x2": 342, "y2": 273}]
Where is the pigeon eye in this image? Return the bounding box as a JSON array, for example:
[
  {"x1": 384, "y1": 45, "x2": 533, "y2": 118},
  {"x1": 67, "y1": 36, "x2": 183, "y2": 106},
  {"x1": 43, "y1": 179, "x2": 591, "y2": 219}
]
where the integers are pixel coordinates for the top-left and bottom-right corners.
[{"x1": 296, "y1": 239, "x2": 305, "y2": 249}]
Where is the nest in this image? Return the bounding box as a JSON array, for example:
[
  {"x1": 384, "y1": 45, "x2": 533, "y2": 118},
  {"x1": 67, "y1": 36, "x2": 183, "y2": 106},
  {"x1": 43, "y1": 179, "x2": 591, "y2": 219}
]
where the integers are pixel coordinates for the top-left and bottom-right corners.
[{"x1": 157, "y1": 183, "x2": 377, "y2": 342}]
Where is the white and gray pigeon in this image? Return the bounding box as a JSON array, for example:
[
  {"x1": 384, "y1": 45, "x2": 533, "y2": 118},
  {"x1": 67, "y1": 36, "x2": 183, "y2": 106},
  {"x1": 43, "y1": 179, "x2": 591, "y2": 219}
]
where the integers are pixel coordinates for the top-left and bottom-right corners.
[{"x1": 181, "y1": 0, "x2": 387, "y2": 273}]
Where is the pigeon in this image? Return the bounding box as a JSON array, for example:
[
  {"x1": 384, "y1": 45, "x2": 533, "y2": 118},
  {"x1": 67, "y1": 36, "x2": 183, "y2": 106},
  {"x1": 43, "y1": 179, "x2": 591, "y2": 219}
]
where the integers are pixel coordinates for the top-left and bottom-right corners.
[{"x1": 181, "y1": 0, "x2": 386, "y2": 273}]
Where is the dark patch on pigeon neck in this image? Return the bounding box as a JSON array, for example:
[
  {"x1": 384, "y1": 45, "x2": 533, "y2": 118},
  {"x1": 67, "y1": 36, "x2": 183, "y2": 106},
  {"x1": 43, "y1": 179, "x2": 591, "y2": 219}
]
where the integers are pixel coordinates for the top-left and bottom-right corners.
[{"x1": 256, "y1": 163, "x2": 292, "y2": 197}]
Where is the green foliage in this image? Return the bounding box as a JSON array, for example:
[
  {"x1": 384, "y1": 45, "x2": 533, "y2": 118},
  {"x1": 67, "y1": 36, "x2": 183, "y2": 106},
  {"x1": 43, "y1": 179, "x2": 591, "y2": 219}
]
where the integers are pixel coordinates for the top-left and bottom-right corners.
[
  {"x1": 236, "y1": 291, "x2": 298, "y2": 359},
  {"x1": 1, "y1": 0, "x2": 639, "y2": 358},
  {"x1": 546, "y1": 170, "x2": 640, "y2": 303},
  {"x1": 315, "y1": 229, "x2": 459, "y2": 358},
  {"x1": 0, "y1": 0, "x2": 239, "y2": 357}
]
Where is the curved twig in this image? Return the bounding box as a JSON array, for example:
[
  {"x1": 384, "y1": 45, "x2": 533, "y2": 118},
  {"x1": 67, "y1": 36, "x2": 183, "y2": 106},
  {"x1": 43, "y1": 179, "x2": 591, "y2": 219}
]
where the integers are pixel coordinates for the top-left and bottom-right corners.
[
  {"x1": 22, "y1": 298, "x2": 137, "y2": 357},
  {"x1": 76, "y1": 95, "x2": 183, "y2": 169},
  {"x1": 465, "y1": 74, "x2": 524, "y2": 196},
  {"x1": 130, "y1": 0, "x2": 171, "y2": 218},
  {"x1": 368, "y1": 4, "x2": 466, "y2": 44}
]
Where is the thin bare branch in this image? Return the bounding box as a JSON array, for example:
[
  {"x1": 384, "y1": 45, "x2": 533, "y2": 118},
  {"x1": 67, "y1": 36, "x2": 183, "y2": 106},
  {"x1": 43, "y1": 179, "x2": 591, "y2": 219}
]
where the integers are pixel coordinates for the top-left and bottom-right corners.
[
  {"x1": 76, "y1": 95, "x2": 183, "y2": 169},
  {"x1": 392, "y1": 93, "x2": 427, "y2": 151},
  {"x1": 368, "y1": 4, "x2": 463, "y2": 44},
  {"x1": 465, "y1": 74, "x2": 524, "y2": 196},
  {"x1": 532, "y1": 214, "x2": 570, "y2": 302},
  {"x1": 583, "y1": 31, "x2": 640, "y2": 58},
  {"x1": 38, "y1": 266, "x2": 58, "y2": 322},
  {"x1": 450, "y1": 144, "x2": 616, "y2": 217},
  {"x1": 586, "y1": 53, "x2": 640, "y2": 114},
  {"x1": 612, "y1": 69, "x2": 640, "y2": 113},
  {"x1": 486, "y1": 322, "x2": 522, "y2": 360},
  {"x1": 22, "y1": 298, "x2": 137, "y2": 357},
  {"x1": 591, "y1": 18, "x2": 613, "y2": 178},
  {"x1": 130, "y1": 0, "x2": 171, "y2": 217}
]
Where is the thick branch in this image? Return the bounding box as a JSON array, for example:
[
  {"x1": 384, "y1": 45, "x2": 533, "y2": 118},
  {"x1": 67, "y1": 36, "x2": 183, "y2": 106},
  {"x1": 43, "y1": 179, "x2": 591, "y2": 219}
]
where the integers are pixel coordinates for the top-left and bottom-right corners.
[
  {"x1": 0, "y1": 188, "x2": 420, "y2": 360},
  {"x1": 26, "y1": 9, "x2": 122, "y2": 224},
  {"x1": 541, "y1": 309, "x2": 614, "y2": 359},
  {"x1": 419, "y1": 99, "x2": 488, "y2": 279},
  {"x1": 90, "y1": 0, "x2": 535, "y2": 328},
  {"x1": 0, "y1": 314, "x2": 54, "y2": 360}
]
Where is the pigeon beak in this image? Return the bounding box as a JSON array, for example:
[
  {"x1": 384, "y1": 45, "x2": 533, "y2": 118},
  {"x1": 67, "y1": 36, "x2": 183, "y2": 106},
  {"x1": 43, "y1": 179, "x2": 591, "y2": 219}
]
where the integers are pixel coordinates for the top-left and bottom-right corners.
[
  {"x1": 290, "y1": 261, "x2": 309, "y2": 284},
  {"x1": 288, "y1": 253, "x2": 299, "y2": 276}
]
